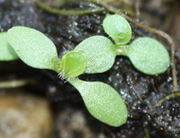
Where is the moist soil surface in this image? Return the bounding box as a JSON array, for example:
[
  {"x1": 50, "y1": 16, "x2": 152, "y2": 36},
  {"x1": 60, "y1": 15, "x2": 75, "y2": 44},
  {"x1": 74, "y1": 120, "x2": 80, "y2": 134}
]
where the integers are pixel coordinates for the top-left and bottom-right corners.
[{"x1": 0, "y1": 0, "x2": 180, "y2": 138}]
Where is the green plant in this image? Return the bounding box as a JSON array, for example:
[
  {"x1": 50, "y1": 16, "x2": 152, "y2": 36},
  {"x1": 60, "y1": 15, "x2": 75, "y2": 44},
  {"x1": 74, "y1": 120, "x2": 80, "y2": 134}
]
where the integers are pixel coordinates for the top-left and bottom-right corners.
[{"x1": 0, "y1": 14, "x2": 170, "y2": 127}]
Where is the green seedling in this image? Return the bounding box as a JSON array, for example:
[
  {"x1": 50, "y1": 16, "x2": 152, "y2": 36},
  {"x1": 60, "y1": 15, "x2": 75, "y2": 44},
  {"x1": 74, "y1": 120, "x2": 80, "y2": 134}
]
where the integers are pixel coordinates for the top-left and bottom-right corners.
[
  {"x1": 74, "y1": 14, "x2": 170, "y2": 75},
  {"x1": 6, "y1": 26, "x2": 127, "y2": 127},
  {"x1": 0, "y1": 14, "x2": 170, "y2": 127}
]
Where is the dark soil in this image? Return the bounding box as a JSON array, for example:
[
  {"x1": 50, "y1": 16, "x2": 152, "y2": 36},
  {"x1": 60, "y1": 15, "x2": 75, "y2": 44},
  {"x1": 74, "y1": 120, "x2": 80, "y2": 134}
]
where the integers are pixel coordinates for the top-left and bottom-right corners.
[{"x1": 0, "y1": 0, "x2": 179, "y2": 138}]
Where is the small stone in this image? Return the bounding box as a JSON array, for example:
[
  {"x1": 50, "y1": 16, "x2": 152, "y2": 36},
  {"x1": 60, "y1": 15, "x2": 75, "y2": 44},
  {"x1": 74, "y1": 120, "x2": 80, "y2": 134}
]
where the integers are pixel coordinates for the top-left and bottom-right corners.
[
  {"x1": 0, "y1": 93, "x2": 53, "y2": 138},
  {"x1": 56, "y1": 108, "x2": 106, "y2": 138}
]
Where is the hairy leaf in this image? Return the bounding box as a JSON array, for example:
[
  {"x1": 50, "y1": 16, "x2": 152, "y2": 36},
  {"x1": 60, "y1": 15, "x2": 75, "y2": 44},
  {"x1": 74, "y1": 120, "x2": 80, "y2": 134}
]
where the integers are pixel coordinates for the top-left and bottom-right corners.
[
  {"x1": 7, "y1": 26, "x2": 58, "y2": 70},
  {"x1": 74, "y1": 36, "x2": 116, "y2": 73},
  {"x1": 103, "y1": 14, "x2": 132, "y2": 45},
  {"x1": 59, "y1": 51, "x2": 87, "y2": 78},
  {"x1": 126, "y1": 37, "x2": 170, "y2": 75},
  {"x1": 0, "y1": 32, "x2": 18, "y2": 61},
  {"x1": 69, "y1": 79, "x2": 128, "y2": 127}
]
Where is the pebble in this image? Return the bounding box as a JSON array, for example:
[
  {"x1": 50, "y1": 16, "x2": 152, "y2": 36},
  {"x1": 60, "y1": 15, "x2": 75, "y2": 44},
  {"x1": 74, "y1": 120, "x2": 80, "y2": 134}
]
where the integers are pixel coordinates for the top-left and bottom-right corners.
[{"x1": 0, "y1": 93, "x2": 53, "y2": 138}]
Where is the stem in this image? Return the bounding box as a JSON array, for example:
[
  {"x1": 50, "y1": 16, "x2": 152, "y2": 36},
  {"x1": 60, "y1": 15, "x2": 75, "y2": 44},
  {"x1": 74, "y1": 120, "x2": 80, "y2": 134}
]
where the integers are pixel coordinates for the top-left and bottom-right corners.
[
  {"x1": 116, "y1": 45, "x2": 129, "y2": 56},
  {"x1": 68, "y1": 78, "x2": 81, "y2": 87},
  {"x1": 144, "y1": 123, "x2": 151, "y2": 138},
  {"x1": 153, "y1": 92, "x2": 180, "y2": 108},
  {"x1": 36, "y1": 1, "x2": 105, "y2": 16},
  {"x1": 0, "y1": 79, "x2": 36, "y2": 89}
]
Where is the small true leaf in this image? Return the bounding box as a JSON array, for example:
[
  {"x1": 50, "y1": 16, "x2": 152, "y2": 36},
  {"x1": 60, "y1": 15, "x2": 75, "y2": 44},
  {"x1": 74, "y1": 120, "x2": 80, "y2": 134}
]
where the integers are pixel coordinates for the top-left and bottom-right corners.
[
  {"x1": 126, "y1": 37, "x2": 170, "y2": 75},
  {"x1": 59, "y1": 51, "x2": 87, "y2": 78},
  {"x1": 69, "y1": 79, "x2": 128, "y2": 127},
  {"x1": 0, "y1": 32, "x2": 18, "y2": 61},
  {"x1": 103, "y1": 14, "x2": 132, "y2": 45},
  {"x1": 7, "y1": 26, "x2": 58, "y2": 70},
  {"x1": 74, "y1": 35, "x2": 116, "y2": 73}
]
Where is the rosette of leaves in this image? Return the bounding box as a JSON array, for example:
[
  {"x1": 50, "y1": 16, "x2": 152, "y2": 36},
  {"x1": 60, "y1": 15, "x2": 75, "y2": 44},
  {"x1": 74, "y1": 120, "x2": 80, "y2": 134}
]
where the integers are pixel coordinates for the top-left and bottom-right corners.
[
  {"x1": 0, "y1": 14, "x2": 170, "y2": 127},
  {"x1": 5, "y1": 26, "x2": 127, "y2": 127}
]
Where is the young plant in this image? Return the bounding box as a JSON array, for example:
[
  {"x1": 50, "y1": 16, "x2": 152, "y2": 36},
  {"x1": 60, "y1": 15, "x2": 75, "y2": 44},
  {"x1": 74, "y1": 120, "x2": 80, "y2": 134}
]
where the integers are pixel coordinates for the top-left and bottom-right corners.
[
  {"x1": 0, "y1": 14, "x2": 170, "y2": 127},
  {"x1": 6, "y1": 26, "x2": 127, "y2": 127}
]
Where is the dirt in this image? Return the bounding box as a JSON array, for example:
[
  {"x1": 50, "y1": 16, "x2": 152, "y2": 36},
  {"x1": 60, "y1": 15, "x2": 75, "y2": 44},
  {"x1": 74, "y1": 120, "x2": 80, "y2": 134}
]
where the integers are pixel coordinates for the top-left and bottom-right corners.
[{"x1": 0, "y1": 0, "x2": 179, "y2": 138}]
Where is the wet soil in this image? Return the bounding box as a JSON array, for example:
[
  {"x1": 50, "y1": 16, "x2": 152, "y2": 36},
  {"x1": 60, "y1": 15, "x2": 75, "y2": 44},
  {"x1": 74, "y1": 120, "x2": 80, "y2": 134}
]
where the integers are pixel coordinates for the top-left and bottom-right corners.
[{"x1": 0, "y1": 0, "x2": 179, "y2": 138}]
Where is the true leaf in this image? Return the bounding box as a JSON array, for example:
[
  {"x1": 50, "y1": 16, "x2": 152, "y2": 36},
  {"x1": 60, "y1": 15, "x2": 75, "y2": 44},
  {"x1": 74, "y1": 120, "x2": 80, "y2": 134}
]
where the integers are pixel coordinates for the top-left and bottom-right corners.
[
  {"x1": 126, "y1": 37, "x2": 170, "y2": 75},
  {"x1": 7, "y1": 26, "x2": 58, "y2": 70},
  {"x1": 0, "y1": 32, "x2": 18, "y2": 61},
  {"x1": 74, "y1": 35, "x2": 116, "y2": 73},
  {"x1": 59, "y1": 51, "x2": 87, "y2": 78},
  {"x1": 103, "y1": 14, "x2": 132, "y2": 45},
  {"x1": 69, "y1": 79, "x2": 128, "y2": 127}
]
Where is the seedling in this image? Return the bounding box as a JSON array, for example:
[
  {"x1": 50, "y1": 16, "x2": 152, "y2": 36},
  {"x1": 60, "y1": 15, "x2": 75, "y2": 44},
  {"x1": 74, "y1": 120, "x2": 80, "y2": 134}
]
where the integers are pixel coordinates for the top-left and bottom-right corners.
[{"x1": 0, "y1": 14, "x2": 170, "y2": 127}]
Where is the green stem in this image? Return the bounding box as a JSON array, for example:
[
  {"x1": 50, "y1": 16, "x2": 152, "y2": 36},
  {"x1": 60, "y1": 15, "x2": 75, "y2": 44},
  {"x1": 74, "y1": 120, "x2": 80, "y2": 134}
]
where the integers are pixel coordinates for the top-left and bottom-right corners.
[
  {"x1": 144, "y1": 128, "x2": 150, "y2": 138},
  {"x1": 37, "y1": 1, "x2": 105, "y2": 16},
  {"x1": 0, "y1": 79, "x2": 36, "y2": 89},
  {"x1": 68, "y1": 78, "x2": 80, "y2": 87},
  {"x1": 153, "y1": 92, "x2": 180, "y2": 108},
  {"x1": 116, "y1": 45, "x2": 129, "y2": 56},
  {"x1": 143, "y1": 122, "x2": 151, "y2": 138}
]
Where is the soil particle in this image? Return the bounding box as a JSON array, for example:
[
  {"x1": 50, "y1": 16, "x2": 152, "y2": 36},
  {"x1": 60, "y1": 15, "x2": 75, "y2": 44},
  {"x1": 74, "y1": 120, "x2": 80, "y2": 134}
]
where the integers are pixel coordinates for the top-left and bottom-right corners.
[{"x1": 55, "y1": 108, "x2": 106, "y2": 138}]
